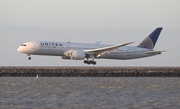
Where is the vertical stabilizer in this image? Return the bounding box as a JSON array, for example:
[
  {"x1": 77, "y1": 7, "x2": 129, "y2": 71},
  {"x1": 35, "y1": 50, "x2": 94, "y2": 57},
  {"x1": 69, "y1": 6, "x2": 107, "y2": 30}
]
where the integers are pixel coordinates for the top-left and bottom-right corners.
[{"x1": 138, "y1": 27, "x2": 163, "y2": 49}]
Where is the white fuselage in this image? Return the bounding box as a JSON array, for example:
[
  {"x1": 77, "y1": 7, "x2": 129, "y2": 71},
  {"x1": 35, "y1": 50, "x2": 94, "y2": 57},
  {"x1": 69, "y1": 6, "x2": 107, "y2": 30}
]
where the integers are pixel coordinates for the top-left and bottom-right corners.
[{"x1": 17, "y1": 41, "x2": 160, "y2": 60}]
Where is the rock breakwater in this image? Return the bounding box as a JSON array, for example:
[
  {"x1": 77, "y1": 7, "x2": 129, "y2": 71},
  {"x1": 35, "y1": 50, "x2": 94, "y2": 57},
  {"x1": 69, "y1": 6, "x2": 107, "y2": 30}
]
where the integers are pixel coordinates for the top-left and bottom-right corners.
[{"x1": 0, "y1": 66, "x2": 180, "y2": 77}]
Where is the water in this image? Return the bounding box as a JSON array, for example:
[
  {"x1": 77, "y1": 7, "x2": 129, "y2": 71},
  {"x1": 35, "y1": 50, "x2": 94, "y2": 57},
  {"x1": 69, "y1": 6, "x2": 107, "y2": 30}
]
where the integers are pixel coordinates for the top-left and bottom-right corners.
[{"x1": 0, "y1": 77, "x2": 180, "y2": 109}]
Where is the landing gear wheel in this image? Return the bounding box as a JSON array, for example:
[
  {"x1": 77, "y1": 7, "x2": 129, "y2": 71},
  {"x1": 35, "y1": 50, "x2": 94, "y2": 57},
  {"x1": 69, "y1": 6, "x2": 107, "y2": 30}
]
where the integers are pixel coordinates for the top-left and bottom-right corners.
[
  {"x1": 28, "y1": 57, "x2": 31, "y2": 60},
  {"x1": 90, "y1": 60, "x2": 96, "y2": 65},
  {"x1": 92, "y1": 61, "x2": 96, "y2": 65},
  {"x1": 84, "y1": 60, "x2": 88, "y2": 64},
  {"x1": 84, "y1": 60, "x2": 96, "y2": 65},
  {"x1": 84, "y1": 60, "x2": 90, "y2": 64}
]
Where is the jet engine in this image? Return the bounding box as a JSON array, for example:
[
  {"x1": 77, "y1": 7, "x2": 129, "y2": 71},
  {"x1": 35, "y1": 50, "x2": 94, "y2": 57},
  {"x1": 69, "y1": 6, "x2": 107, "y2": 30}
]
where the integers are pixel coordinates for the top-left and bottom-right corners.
[
  {"x1": 60, "y1": 56, "x2": 71, "y2": 59},
  {"x1": 70, "y1": 50, "x2": 86, "y2": 60}
]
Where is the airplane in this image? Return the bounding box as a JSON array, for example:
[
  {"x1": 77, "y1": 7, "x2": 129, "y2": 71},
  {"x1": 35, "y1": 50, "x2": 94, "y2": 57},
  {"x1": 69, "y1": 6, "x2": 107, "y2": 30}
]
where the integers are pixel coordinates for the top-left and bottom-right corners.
[{"x1": 17, "y1": 27, "x2": 165, "y2": 65}]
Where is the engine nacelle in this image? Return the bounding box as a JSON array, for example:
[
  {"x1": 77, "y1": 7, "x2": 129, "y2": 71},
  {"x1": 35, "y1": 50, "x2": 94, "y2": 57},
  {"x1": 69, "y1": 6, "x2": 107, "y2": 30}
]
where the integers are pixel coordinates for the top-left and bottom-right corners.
[
  {"x1": 60, "y1": 56, "x2": 71, "y2": 59},
  {"x1": 70, "y1": 50, "x2": 86, "y2": 60}
]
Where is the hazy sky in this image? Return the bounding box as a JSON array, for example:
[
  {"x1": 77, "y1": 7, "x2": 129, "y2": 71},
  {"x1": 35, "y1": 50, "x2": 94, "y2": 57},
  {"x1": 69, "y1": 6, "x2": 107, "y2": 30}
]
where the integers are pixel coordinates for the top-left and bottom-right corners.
[
  {"x1": 0, "y1": 0, "x2": 179, "y2": 29},
  {"x1": 0, "y1": 0, "x2": 180, "y2": 66}
]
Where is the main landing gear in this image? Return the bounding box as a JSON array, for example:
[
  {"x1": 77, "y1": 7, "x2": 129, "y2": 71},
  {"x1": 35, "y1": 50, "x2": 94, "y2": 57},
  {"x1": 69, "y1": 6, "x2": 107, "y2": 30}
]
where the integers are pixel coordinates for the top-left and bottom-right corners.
[{"x1": 84, "y1": 60, "x2": 96, "y2": 65}]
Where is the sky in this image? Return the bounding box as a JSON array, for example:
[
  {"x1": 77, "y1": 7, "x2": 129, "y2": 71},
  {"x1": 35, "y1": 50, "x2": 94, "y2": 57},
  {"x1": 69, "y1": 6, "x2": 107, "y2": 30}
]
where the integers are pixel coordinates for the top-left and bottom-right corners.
[
  {"x1": 0, "y1": 0, "x2": 179, "y2": 29},
  {"x1": 0, "y1": 0, "x2": 180, "y2": 66}
]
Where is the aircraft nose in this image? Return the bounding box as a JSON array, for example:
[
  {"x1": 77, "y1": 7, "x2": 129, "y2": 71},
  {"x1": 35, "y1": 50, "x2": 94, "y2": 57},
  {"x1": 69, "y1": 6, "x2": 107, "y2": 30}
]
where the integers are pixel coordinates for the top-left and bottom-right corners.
[{"x1": 17, "y1": 47, "x2": 21, "y2": 52}]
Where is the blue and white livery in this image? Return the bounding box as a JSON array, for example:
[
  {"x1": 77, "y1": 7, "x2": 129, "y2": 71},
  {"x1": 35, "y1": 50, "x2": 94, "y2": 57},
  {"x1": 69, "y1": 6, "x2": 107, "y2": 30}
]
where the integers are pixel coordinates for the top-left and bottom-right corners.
[{"x1": 17, "y1": 27, "x2": 165, "y2": 65}]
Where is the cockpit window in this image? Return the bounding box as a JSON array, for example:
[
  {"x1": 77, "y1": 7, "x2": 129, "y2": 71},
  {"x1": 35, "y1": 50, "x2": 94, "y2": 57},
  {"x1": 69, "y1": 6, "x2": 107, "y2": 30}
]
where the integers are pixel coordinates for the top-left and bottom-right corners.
[{"x1": 21, "y1": 44, "x2": 27, "y2": 46}]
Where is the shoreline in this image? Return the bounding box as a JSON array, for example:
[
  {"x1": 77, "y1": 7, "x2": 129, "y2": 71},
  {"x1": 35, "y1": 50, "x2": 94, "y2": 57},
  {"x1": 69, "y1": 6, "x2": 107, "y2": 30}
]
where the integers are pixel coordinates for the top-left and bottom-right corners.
[{"x1": 0, "y1": 66, "x2": 180, "y2": 77}]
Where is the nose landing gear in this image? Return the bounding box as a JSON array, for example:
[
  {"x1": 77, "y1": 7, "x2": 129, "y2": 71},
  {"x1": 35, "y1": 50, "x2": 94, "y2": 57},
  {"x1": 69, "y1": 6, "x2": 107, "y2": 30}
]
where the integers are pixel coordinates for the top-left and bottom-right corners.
[
  {"x1": 27, "y1": 54, "x2": 31, "y2": 60},
  {"x1": 28, "y1": 57, "x2": 31, "y2": 60}
]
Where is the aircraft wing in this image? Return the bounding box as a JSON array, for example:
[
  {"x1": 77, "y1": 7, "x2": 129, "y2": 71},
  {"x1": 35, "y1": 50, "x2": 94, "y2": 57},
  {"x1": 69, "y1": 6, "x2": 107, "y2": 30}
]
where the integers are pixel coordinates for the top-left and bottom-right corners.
[
  {"x1": 84, "y1": 42, "x2": 134, "y2": 57},
  {"x1": 145, "y1": 50, "x2": 167, "y2": 54}
]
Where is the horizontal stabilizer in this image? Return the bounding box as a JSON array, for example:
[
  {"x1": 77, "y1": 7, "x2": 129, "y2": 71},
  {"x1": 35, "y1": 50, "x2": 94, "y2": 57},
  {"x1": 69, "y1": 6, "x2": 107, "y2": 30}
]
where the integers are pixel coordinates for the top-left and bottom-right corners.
[{"x1": 145, "y1": 50, "x2": 167, "y2": 54}]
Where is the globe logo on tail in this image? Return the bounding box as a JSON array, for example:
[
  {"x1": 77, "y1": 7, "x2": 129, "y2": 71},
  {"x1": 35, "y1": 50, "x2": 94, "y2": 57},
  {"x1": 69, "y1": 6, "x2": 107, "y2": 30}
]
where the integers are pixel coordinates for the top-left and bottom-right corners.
[{"x1": 138, "y1": 37, "x2": 154, "y2": 49}]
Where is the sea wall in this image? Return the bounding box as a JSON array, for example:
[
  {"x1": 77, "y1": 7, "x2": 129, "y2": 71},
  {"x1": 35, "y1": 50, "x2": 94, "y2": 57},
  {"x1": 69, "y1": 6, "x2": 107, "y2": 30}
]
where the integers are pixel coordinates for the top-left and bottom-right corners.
[{"x1": 0, "y1": 66, "x2": 180, "y2": 77}]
